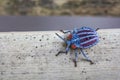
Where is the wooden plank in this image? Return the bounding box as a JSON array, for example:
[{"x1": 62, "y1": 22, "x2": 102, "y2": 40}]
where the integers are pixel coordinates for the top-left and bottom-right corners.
[{"x1": 0, "y1": 29, "x2": 120, "y2": 80}]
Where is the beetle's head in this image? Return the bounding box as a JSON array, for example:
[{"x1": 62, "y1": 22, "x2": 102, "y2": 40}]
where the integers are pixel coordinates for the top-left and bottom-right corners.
[
  {"x1": 66, "y1": 33, "x2": 78, "y2": 50},
  {"x1": 66, "y1": 35, "x2": 77, "y2": 50}
]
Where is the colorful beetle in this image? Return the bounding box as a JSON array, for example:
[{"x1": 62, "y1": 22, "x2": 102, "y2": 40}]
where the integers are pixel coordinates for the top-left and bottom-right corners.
[{"x1": 55, "y1": 27, "x2": 99, "y2": 67}]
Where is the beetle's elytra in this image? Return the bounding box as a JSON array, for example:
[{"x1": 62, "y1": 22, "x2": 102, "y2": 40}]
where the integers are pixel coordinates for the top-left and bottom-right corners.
[{"x1": 55, "y1": 27, "x2": 99, "y2": 67}]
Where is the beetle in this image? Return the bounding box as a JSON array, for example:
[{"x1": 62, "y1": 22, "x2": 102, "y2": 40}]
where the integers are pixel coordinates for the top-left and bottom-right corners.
[{"x1": 55, "y1": 27, "x2": 99, "y2": 67}]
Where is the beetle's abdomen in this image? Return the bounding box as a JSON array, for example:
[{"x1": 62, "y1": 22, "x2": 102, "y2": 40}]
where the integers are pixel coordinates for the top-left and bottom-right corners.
[{"x1": 77, "y1": 27, "x2": 99, "y2": 48}]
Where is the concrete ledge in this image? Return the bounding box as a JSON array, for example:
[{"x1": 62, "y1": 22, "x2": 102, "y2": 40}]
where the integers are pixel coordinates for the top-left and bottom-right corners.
[{"x1": 0, "y1": 29, "x2": 120, "y2": 80}]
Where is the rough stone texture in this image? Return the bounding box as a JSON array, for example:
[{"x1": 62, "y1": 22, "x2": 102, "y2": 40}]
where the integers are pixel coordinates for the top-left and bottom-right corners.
[{"x1": 0, "y1": 29, "x2": 120, "y2": 80}]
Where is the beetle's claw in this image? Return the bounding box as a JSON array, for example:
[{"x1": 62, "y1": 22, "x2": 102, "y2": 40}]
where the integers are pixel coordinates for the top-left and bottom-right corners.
[
  {"x1": 73, "y1": 60, "x2": 77, "y2": 67},
  {"x1": 60, "y1": 30, "x2": 64, "y2": 33},
  {"x1": 89, "y1": 60, "x2": 94, "y2": 64},
  {"x1": 65, "y1": 51, "x2": 68, "y2": 55},
  {"x1": 60, "y1": 30, "x2": 63, "y2": 32},
  {"x1": 60, "y1": 30, "x2": 67, "y2": 34},
  {"x1": 55, "y1": 53, "x2": 60, "y2": 56}
]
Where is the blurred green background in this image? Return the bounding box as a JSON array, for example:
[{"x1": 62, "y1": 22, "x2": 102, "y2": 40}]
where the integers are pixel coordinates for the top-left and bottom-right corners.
[{"x1": 0, "y1": 0, "x2": 120, "y2": 16}]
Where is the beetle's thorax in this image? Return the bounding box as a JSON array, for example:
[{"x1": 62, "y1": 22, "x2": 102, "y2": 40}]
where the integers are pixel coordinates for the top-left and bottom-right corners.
[
  {"x1": 70, "y1": 34, "x2": 79, "y2": 43},
  {"x1": 66, "y1": 33, "x2": 80, "y2": 49}
]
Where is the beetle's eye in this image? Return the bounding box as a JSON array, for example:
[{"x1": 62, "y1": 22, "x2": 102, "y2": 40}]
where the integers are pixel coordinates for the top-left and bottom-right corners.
[{"x1": 67, "y1": 34, "x2": 72, "y2": 40}]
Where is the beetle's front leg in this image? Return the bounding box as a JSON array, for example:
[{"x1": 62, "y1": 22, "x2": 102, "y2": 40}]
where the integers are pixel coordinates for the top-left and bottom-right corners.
[
  {"x1": 56, "y1": 42, "x2": 70, "y2": 56},
  {"x1": 60, "y1": 30, "x2": 71, "y2": 34},
  {"x1": 56, "y1": 47, "x2": 70, "y2": 56},
  {"x1": 55, "y1": 51, "x2": 67, "y2": 56}
]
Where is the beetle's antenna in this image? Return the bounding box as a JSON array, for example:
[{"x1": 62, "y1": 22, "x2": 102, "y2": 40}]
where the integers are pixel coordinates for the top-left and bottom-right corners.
[{"x1": 55, "y1": 33, "x2": 66, "y2": 42}]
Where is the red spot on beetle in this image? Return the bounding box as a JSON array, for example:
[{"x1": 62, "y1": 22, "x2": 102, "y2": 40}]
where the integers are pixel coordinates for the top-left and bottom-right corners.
[{"x1": 71, "y1": 44, "x2": 77, "y2": 49}]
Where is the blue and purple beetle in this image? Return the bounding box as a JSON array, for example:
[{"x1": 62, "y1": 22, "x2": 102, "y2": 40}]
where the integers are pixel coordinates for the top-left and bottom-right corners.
[{"x1": 55, "y1": 27, "x2": 99, "y2": 67}]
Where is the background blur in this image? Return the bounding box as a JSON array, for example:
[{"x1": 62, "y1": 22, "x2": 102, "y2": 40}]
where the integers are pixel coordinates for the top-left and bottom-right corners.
[{"x1": 0, "y1": 0, "x2": 120, "y2": 16}]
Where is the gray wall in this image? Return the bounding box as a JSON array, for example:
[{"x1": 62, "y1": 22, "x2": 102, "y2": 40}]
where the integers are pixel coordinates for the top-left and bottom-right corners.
[{"x1": 0, "y1": 16, "x2": 119, "y2": 32}]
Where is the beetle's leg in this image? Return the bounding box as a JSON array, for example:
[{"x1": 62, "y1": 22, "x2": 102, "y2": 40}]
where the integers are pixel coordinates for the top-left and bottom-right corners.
[
  {"x1": 56, "y1": 42, "x2": 70, "y2": 56},
  {"x1": 65, "y1": 41, "x2": 71, "y2": 55},
  {"x1": 79, "y1": 51, "x2": 81, "y2": 54},
  {"x1": 80, "y1": 49, "x2": 94, "y2": 64},
  {"x1": 73, "y1": 50, "x2": 78, "y2": 67},
  {"x1": 56, "y1": 49, "x2": 69, "y2": 56},
  {"x1": 56, "y1": 51, "x2": 67, "y2": 56},
  {"x1": 60, "y1": 30, "x2": 71, "y2": 34},
  {"x1": 78, "y1": 48, "x2": 81, "y2": 54},
  {"x1": 96, "y1": 28, "x2": 99, "y2": 31}
]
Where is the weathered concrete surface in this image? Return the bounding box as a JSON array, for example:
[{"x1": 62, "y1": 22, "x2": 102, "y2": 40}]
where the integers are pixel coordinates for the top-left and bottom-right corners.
[{"x1": 0, "y1": 29, "x2": 120, "y2": 80}]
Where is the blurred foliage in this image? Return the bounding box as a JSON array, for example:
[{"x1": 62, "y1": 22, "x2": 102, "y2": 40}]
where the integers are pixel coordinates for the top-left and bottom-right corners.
[
  {"x1": 0, "y1": 0, "x2": 120, "y2": 16},
  {"x1": 5, "y1": 0, "x2": 36, "y2": 15}
]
